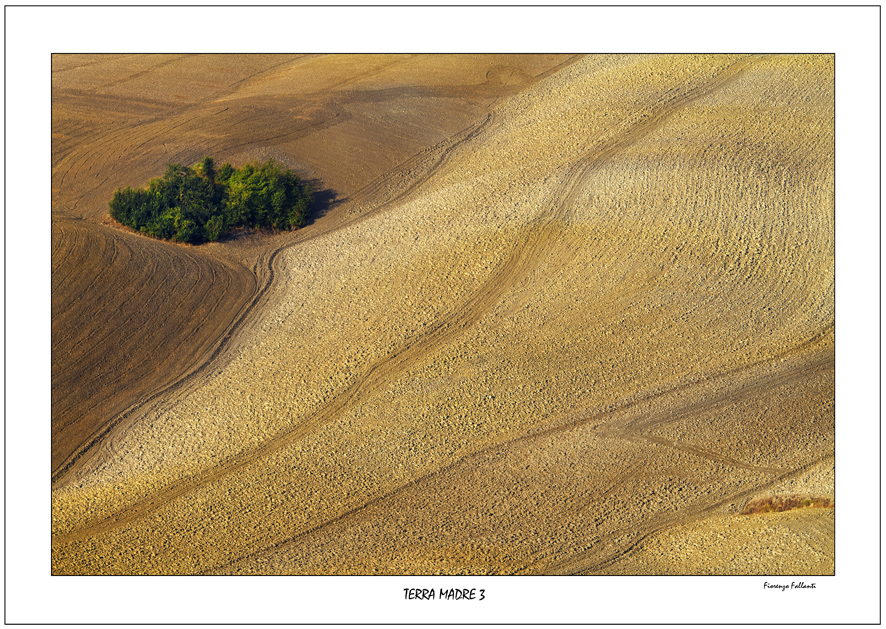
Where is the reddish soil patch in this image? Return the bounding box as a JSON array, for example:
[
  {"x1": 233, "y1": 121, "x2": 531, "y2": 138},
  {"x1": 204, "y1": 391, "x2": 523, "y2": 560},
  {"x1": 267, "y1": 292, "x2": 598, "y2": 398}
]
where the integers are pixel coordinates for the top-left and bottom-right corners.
[{"x1": 742, "y1": 495, "x2": 834, "y2": 515}]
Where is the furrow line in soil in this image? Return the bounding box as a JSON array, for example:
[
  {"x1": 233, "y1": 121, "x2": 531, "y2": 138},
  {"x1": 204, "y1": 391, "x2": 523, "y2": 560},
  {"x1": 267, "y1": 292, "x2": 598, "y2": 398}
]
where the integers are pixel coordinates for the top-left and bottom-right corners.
[
  {"x1": 86, "y1": 54, "x2": 192, "y2": 93},
  {"x1": 556, "y1": 452, "x2": 835, "y2": 575},
  {"x1": 205, "y1": 339, "x2": 832, "y2": 575}
]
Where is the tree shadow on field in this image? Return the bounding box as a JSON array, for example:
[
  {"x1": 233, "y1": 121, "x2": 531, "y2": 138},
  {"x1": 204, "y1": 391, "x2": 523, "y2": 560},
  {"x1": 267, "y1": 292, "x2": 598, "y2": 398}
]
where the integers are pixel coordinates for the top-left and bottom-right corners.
[{"x1": 304, "y1": 178, "x2": 342, "y2": 226}]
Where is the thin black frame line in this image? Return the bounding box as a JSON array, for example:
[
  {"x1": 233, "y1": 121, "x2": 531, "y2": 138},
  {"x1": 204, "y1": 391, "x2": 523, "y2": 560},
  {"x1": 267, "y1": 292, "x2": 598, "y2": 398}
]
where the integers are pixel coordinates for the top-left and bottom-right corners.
[
  {"x1": 5, "y1": 3, "x2": 884, "y2": 6},
  {"x1": 45, "y1": 52, "x2": 839, "y2": 582},
  {"x1": 4, "y1": 621, "x2": 878, "y2": 627},
  {"x1": 878, "y1": 4, "x2": 883, "y2": 626},
  {"x1": 3, "y1": 4, "x2": 7, "y2": 627}
]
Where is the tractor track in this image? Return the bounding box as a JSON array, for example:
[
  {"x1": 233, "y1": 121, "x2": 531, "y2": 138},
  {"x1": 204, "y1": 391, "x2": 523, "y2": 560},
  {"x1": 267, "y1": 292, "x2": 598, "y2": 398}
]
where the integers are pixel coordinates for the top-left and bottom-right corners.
[
  {"x1": 202, "y1": 335, "x2": 832, "y2": 575},
  {"x1": 535, "y1": 452, "x2": 835, "y2": 576}
]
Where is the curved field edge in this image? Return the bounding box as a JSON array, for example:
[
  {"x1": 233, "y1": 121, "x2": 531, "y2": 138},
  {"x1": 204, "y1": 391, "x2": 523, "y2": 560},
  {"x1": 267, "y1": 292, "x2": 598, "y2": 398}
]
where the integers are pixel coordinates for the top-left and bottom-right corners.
[{"x1": 51, "y1": 216, "x2": 257, "y2": 480}]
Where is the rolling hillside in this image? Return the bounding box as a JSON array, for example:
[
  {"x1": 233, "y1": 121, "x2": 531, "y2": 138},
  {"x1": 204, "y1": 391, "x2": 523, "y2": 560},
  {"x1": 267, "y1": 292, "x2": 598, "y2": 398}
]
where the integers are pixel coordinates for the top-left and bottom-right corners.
[{"x1": 52, "y1": 53, "x2": 834, "y2": 575}]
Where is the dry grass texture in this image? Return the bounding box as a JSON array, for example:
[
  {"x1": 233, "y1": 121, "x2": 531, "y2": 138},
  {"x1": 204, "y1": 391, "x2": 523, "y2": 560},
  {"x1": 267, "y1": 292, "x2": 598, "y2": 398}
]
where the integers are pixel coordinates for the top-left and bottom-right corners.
[{"x1": 52, "y1": 54, "x2": 833, "y2": 575}]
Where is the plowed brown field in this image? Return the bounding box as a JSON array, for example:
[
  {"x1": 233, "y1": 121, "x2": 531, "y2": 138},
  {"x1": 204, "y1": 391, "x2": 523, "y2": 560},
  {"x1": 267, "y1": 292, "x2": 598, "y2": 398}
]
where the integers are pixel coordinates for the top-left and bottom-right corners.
[{"x1": 51, "y1": 54, "x2": 834, "y2": 576}]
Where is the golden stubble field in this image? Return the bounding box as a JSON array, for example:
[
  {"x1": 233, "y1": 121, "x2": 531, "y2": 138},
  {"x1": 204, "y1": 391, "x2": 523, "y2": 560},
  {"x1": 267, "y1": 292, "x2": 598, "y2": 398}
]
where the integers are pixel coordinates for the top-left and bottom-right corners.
[{"x1": 51, "y1": 53, "x2": 834, "y2": 575}]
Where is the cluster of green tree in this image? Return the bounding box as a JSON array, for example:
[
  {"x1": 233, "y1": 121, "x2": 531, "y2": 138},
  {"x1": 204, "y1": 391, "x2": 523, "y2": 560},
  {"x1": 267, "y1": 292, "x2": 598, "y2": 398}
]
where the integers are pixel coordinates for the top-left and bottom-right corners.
[{"x1": 109, "y1": 157, "x2": 311, "y2": 244}]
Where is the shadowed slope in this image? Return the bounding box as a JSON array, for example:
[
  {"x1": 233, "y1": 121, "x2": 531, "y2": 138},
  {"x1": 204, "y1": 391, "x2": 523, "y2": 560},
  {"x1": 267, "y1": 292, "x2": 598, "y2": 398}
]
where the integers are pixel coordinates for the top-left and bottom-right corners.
[{"x1": 51, "y1": 215, "x2": 256, "y2": 478}]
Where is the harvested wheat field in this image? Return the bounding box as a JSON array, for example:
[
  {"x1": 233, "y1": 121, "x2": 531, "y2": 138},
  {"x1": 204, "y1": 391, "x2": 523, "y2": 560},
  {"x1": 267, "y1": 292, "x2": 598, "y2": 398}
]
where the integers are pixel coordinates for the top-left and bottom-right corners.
[{"x1": 51, "y1": 53, "x2": 834, "y2": 576}]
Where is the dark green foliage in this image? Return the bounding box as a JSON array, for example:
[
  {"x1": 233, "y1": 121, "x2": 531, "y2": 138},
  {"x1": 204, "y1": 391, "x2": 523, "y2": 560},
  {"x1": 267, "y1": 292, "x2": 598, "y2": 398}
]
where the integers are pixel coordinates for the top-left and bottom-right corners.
[
  {"x1": 205, "y1": 214, "x2": 226, "y2": 242},
  {"x1": 109, "y1": 157, "x2": 312, "y2": 244},
  {"x1": 217, "y1": 162, "x2": 234, "y2": 184},
  {"x1": 197, "y1": 156, "x2": 215, "y2": 182}
]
